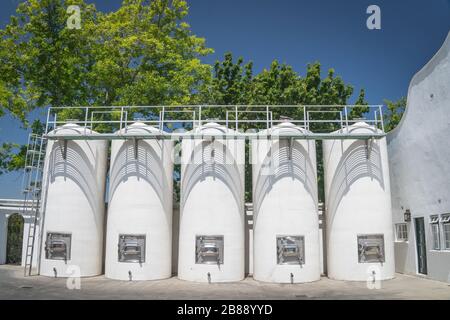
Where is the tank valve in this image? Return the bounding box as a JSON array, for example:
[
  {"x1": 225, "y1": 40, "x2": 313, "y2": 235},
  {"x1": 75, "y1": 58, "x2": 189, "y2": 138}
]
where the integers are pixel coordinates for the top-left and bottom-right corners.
[
  {"x1": 207, "y1": 272, "x2": 211, "y2": 284},
  {"x1": 53, "y1": 267, "x2": 57, "y2": 278},
  {"x1": 128, "y1": 270, "x2": 132, "y2": 281},
  {"x1": 290, "y1": 273, "x2": 294, "y2": 284}
]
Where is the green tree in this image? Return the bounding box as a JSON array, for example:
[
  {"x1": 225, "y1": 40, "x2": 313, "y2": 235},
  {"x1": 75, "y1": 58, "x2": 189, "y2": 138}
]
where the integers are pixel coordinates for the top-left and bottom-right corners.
[
  {"x1": 0, "y1": 0, "x2": 212, "y2": 171},
  {"x1": 88, "y1": 0, "x2": 212, "y2": 107},
  {"x1": 199, "y1": 53, "x2": 368, "y2": 202},
  {"x1": 383, "y1": 97, "x2": 406, "y2": 132},
  {"x1": 0, "y1": 0, "x2": 98, "y2": 118},
  {"x1": 6, "y1": 213, "x2": 24, "y2": 264}
]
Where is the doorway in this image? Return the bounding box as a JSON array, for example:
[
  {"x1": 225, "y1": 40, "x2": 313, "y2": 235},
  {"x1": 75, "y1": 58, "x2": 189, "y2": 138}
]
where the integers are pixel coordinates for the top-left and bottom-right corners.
[
  {"x1": 414, "y1": 217, "x2": 427, "y2": 275},
  {"x1": 6, "y1": 213, "x2": 24, "y2": 265}
]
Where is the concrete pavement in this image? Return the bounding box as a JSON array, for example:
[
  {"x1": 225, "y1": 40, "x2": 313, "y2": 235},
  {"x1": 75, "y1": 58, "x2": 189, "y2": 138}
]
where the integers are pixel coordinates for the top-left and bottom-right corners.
[{"x1": 1, "y1": 265, "x2": 449, "y2": 300}]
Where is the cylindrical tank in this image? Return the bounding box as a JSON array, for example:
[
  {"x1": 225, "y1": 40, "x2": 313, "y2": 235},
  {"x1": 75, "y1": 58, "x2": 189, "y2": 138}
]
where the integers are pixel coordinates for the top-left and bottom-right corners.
[
  {"x1": 178, "y1": 122, "x2": 245, "y2": 282},
  {"x1": 39, "y1": 123, "x2": 108, "y2": 277},
  {"x1": 252, "y1": 122, "x2": 320, "y2": 283},
  {"x1": 105, "y1": 122, "x2": 173, "y2": 280},
  {"x1": 323, "y1": 122, "x2": 394, "y2": 281}
]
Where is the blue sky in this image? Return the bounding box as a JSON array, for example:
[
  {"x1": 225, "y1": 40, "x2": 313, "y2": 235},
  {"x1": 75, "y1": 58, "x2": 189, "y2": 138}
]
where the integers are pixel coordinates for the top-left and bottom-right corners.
[{"x1": 0, "y1": 0, "x2": 449, "y2": 198}]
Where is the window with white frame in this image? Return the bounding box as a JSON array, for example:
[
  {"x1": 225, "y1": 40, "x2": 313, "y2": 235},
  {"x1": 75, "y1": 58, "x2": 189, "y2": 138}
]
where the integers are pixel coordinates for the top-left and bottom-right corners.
[
  {"x1": 395, "y1": 223, "x2": 408, "y2": 242},
  {"x1": 430, "y1": 215, "x2": 440, "y2": 250},
  {"x1": 441, "y1": 214, "x2": 450, "y2": 250}
]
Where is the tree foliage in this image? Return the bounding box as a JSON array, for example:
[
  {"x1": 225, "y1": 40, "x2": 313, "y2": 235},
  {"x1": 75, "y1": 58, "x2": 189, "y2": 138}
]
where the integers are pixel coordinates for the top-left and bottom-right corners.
[
  {"x1": 0, "y1": 0, "x2": 212, "y2": 119},
  {"x1": 199, "y1": 52, "x2": 369, "y2": 201},
  {"x1": 0, "y1": 0, "x2": 212, "y2": 170},
  {"x1": 200, "y1": 53, "x2": 368, "y2": 120},
  {"x1": 384, "y1": 97, "x2": 406, "y2": 132},
  {"x1": 6, "y1": 213, "x2": 24, "y2": 265}
]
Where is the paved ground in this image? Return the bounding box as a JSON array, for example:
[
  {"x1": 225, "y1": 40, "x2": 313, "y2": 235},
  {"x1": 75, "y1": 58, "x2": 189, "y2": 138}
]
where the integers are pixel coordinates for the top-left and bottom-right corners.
[{"x1": 0, "y1": 265, "x2": 449, "y2": 300}]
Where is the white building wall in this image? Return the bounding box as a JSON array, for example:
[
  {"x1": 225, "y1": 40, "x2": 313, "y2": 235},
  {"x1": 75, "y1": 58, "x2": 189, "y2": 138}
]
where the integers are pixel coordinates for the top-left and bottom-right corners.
[
  {"x1": 0, "y1": 200, "x2": 39, "y2": 268},
  {"x1": 0, "y1": 213, "x2": 7, "y2": 265},
  {"x1": 387, "y1": 31, "x2": 450, "y2": 283}
]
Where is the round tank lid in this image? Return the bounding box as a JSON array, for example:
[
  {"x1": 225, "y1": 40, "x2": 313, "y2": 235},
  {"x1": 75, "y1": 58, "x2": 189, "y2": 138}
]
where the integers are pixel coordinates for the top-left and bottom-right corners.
[
  {"x1": 202, "y1": 122, "x2": 221, "y2": 128},
  {"x1": 127, "y1": 121, "x2": 159, "y2": 130},
  {"x1": 60, "y1": 123, "x2": 81, "y2": 128},
  {"x1": 335, "y1": 121, "x2": 379, "y2": 134},
  {"x1": 194, "y1": 122, "x2": 235, "y2": 134},
  {"x1": 48, "y1": 122, "x2": 98, "y2": 135},
  {"x1": 270, "y1": 122, "x2": 310, "y2": 135},
  {"x1": 116, "y1": 121, "x2": 162, "y2": 135}
]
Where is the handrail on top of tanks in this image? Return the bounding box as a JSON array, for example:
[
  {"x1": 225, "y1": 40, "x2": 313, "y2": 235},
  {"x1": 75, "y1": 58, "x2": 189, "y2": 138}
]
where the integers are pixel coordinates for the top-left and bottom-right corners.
[{"x1": 44, "y1": 105, "x2": 386, "y2": 140}]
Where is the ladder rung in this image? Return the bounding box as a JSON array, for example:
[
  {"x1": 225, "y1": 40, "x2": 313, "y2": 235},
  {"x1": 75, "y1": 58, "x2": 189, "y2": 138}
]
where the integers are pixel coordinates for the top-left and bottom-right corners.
[{"x1": 27, "y1": 150, "x2": 44, "y2": 155}]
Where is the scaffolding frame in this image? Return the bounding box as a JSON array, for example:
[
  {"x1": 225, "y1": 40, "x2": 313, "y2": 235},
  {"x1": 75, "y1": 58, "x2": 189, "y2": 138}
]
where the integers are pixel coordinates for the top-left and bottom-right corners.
[{"x1": 44, "y1": 105, "x2": 386, "y2": 140}]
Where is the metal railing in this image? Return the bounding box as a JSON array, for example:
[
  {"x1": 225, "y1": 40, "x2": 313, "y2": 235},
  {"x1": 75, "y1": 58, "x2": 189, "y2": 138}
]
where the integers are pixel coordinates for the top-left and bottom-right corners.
[{"x1": 44, "y1": 105, "x2": 386, "y2": 140}]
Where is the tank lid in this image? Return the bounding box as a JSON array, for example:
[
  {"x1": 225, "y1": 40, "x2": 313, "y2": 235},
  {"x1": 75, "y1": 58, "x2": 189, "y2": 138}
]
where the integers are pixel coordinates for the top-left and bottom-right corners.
[
  {"x1": 60, "y1": 123, "x2": 81, "y2": 128},
  {"x1": 48, "y1": 122, "x2": 98, "y2": 136},
  {"x1": 334, "y1": 121, "x2": 380, "y2": 134},
  {"x1": 194, "y1": 122, "x2": 238, "y2": 135},
  {"x1": 116, "y1": 121, "x2": 163, "y2": 135},
  {"x1": 269, "y1": 122, "x2": 310, "y2": 135},
  {"x1": 127, "y1": 121, "x2": 156, "y2": 128}
]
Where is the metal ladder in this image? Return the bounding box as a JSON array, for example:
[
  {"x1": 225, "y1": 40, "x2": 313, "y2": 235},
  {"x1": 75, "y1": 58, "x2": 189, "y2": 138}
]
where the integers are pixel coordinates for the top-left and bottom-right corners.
[{"x1": 21, "y1": 134, "x2": 47, "y2": 277}]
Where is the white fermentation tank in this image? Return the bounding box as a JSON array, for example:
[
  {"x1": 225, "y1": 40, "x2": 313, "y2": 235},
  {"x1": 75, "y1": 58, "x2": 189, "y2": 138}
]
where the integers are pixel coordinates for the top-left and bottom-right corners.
[
  {"x1": 252, "y1": 122, "x2": 320, "y2": 283},
  {"x1": 39, "y1": 123, "x2": 108, "y2": 277},
  {"x1": 323, "y1": 122, "x2": 394, "y2": 281},
  {"x1": 105, "y1": 122, "x2": 173, "y2": 280},
  {"x1": 178, "y1": 123, "x2": 245, "y2": 282}
]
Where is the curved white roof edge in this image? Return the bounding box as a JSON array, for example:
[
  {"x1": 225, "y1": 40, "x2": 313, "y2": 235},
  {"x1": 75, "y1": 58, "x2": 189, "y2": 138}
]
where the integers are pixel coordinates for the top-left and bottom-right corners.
[{"x1": 387, "y1": 31, "x2": 450, "y2": 138}]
